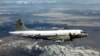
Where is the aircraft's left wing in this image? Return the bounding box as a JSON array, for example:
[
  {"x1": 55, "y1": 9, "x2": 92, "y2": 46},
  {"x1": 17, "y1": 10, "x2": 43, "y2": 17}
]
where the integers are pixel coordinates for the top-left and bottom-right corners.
[{"x1": 47, "y1": 35, "x2": 70, "y2": 42}]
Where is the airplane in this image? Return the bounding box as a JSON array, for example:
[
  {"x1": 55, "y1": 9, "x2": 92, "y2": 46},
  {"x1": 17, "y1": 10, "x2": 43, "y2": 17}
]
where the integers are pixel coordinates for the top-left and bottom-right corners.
[{"x1": 9, "y1": 19, "x2": 88, "y2": 42}]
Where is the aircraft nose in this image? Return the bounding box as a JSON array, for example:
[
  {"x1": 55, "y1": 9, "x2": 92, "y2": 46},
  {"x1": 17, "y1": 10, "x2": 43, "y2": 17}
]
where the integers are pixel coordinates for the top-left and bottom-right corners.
[
  {"x1": 81, "y1": 33, "x2": 88, "y2": 37},
  {"x1": 9, "y1": 32, "x2": 13, "y2": 34}
]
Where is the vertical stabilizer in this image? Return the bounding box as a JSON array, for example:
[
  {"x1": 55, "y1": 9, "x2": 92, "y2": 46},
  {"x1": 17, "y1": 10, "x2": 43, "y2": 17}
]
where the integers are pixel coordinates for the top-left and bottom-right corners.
[{"x1": 16, "y1": 19, "x2": 27, "y2": 31}]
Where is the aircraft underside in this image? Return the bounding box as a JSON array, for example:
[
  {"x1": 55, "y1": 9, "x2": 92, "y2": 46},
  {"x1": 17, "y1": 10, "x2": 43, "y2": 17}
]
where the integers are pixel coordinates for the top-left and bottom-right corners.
[{"x1": 23, "y1": 34, "x2": 83, "y2": 42}]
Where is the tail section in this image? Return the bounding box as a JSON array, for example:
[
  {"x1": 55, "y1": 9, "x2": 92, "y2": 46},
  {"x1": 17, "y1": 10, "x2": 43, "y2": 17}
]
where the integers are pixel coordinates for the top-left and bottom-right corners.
[{"x1": 16, "y1": 19, "x2": 27, "y2": 31}]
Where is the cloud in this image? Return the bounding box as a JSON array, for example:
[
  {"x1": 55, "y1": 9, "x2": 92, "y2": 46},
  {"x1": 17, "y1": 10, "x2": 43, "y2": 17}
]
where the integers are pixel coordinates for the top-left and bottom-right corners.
[
  {"x1": 0, "y1": 0, "x2": 58, "y2": 4},
  {"x1": 42, "y1": 45, "x2": 100, "y2": 56},
  {"x1": 1, "y1": 0, "x2": 100, "y2": 4},
  {"x1": 0, "y1": 36, "x2": 100, "y2": 56},
  {"x1": 46, "y1": 20, "x2": 100, "y2": 27},
  {"x1": 33, "y1": 11, "x2": 100, "y2": 27},
  {"x1": 34, "y1": 11, "x2": 99, "y2": 20},
  {"x1": 0, "y1": 0, "x2": 100, "y2": 27},
  {"x1": 0, "y1": 0, "x2": 100, "y2": 5},
  {"x1": 0, "y1": 17, "x2": 12, "y2": 25}
]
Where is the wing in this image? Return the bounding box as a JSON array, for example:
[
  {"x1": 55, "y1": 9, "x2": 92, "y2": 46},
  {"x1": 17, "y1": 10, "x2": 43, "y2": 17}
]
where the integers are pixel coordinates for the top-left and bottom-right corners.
[
  {"x1": 47, "y1": 35, "x2": 71, "y2": 42},
  {"x1": 23, "y1": 34, "x2": 71, "y2": 42}
]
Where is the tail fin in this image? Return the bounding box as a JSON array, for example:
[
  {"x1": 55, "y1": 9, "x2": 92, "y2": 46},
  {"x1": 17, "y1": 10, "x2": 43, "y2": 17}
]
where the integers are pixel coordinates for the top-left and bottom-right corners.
[{"x1": 16, "y1": 19, "x2": 27, "y2": 31}]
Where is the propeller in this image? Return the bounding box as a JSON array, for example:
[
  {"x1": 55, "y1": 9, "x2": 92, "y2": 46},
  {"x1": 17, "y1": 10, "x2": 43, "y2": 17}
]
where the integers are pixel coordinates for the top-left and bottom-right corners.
[
  {"x1": 69, "y1": 33, "x2": 77, "y2": 41},
  {"x1": 69, "y1": 33, "x2": 73, "y2": 41}
]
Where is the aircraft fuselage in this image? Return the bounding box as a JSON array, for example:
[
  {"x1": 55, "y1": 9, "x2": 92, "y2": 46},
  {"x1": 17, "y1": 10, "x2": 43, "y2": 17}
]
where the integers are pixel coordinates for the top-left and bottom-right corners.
[{"x1": 9, "y1": 29, "x2": 88, "y2": 41}]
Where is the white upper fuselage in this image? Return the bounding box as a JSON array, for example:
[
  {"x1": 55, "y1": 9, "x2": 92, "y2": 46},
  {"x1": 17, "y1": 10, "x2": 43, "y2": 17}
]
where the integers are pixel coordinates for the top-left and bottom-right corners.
[{"x1": 9, "y1": 29, "x2": 83, "y2": 37}]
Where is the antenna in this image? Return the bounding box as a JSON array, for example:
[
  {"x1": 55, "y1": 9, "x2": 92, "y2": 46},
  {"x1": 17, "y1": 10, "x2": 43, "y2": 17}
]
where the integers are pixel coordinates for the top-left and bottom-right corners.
[{"x1": 64, "y1": 24, "x2": 68, "y2": 29}]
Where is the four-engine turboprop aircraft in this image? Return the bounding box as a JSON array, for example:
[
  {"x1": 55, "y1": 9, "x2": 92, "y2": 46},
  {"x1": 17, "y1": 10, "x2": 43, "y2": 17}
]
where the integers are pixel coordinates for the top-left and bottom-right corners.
[{"x1": 9, "y1": 19, "x2": 88, "y2": 42}]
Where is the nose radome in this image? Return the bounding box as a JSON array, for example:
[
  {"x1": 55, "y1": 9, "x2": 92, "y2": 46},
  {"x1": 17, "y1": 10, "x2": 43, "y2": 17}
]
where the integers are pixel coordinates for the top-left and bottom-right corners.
[
  {"x1": 9, "y1": 32, "x2": 13, "y2": 34},
  {"x1": 81, "y1": 33, "x2": 88, "y2": 37}
]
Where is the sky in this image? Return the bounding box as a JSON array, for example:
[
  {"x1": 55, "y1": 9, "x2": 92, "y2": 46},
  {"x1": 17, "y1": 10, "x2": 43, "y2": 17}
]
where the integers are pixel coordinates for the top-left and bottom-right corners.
[
  {"x1": 0, "y1": 0, "x2": 100, "y2": 4},
  {"x1": 0, "y1": 0, "x2": 100, "y2": 27}
]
